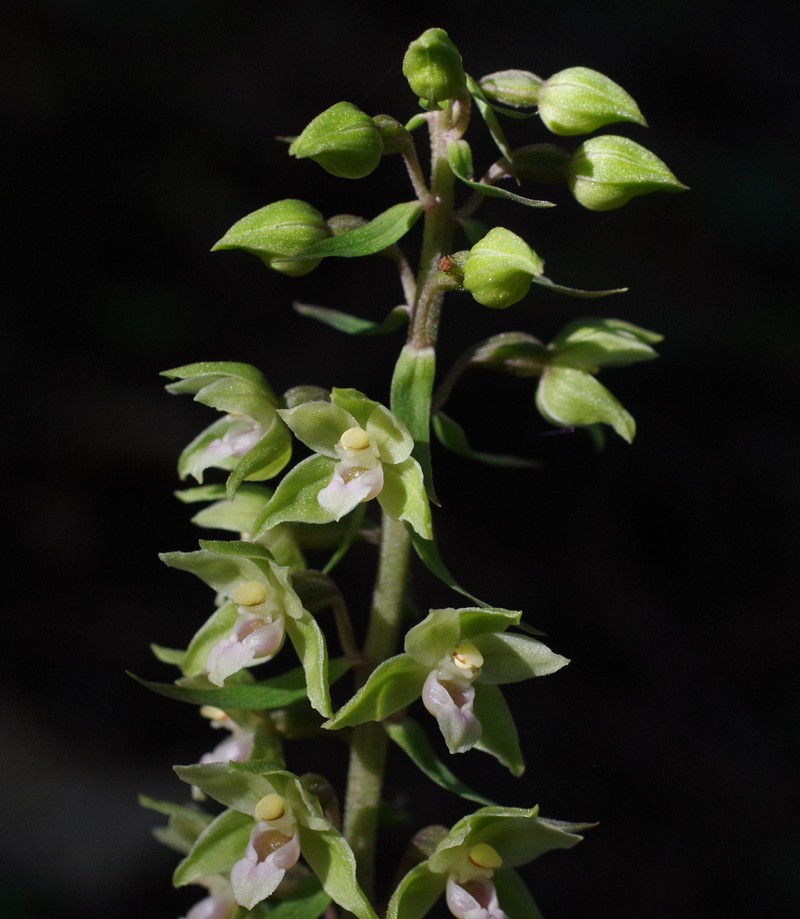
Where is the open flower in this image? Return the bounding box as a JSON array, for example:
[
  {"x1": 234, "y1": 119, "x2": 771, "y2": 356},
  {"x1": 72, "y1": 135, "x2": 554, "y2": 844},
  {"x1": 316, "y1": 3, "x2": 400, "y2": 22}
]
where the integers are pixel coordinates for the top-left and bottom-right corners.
[
  {"x1": 181, "y1": 876, "x2": 236, "y2": 919},
  {"x1": 161, "y1": 540, "x2": 332, "y2": 717},
  {"x1": 198, "y1": 706, "x2": 255, "y2": 766},
  {"x1": 253, "y1": 388, "x2": 432, "y2": 540},
  {"x1": 324, "y1": 607, "x2": 568, "y2": 773},
  {"x1": 173, "y1": 762, "x2": 376, "y2": 919},
  {"x1": 387, "y1": 806, "x2": 589, "y2": 919}
]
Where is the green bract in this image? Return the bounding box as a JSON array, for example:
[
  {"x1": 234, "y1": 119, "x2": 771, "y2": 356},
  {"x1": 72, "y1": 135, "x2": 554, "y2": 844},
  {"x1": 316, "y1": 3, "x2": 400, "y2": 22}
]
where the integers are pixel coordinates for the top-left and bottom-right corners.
[
  {"x1": 289, "y1": 102, "x2": 384, "y2": 179},
  {"x1": 463, "y1": 228, "x2": 545, "y2": 309},
  {"x1": 537, "y1": 66, "x2": 646, "y2": 135},
  {"x1": 324, "y1": 607, "x2": 568, "y2": 773},
  {"x1": 162, "y1": 362, "x2": 292, "y2": 497},
  {"x1": 386, "y1": 806, "x2": 588, "y2": 919},
  {"x1": 568, "y1": 135, "x2": 687, "y2": 211},
  {"x1": 173, "y1": 761, "x2": 376, "y2": 919},
  {"x1": 254, "y1": 388, "x2": 432, "y2": 540},
  {"x1": 403, "y1": 28, "x2": 466, "y2": 107},
  {"x1": 212, "y1": 199, "x2": 330, "y2": 276},
  {"x1": 159, "y1": 540, "x2": 332, "y2": 717}
]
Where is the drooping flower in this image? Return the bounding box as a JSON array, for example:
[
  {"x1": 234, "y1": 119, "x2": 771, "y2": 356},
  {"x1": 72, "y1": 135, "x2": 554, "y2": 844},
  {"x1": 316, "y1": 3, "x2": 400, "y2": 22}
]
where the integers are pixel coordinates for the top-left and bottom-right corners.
[
  {"x1": 180, "y1": 875, "x2": 236, "y2": 919},
  {"x1": 386, "y1": 806, "x2": 590, "y2": 919},
  {"x1": 198, "y1": 706, "x2": 254, "y2": 766},
  {"x1": 173, "y1": 762, "x2": 376, "y2": 919},
  {"x1": 253, "y1": 388, "x2": 432, "y2": 540},
  {"x1": 324, "y1": 607, "x2": 568, "y2": 773}
]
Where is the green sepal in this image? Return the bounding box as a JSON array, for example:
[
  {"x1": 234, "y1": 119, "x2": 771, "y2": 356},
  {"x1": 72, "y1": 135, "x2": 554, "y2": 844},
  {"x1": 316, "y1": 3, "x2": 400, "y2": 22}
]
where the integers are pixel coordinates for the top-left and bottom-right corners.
[
  {"x1": 150, "y1": 644, "x2": 186, "y2": 667},
  {"x1": 536, "y1": 365, "x2": 636, "y2": 442},
  {"x1": 160, "y1": 541, "x2": 274, "y2": 601},
  {"x1": 466, "y1": 75, "x2": 514, "y2": 162},
  {"x1": 294, "y1": 301, "x2": 409, "y2": 336},
  {"x1": 130, "y1": 659, "x2": 349, "y2": 712},
  {"x1": 211, "y1": 200, "x2": 330, "y2": 276},
  {"x1": 385, "y1": 718, "x2": 495, "y2": 806},
  {"x1": 253, "y1": 455, "x2": 338, "y2": 535},
  {"x1": 550, "y1": 317, "x2": 662, "y2": 370},
  {"x1": 433, "y1": 412, "x2": 541, "y2": 468},
  {"x1": 448, "y1": 139, "x2": 555, "y2": 209},
  {"x1": 402, "y1": 28, "x2": 466, "y2": 107},
  {"x1": 288, "y1": 101, "x2": 384, "y2": 180},
  {"x1": 379, "y1": 457, "x2": 433, "y2": 540},
  {"x1": 174, "y1": 761, "x2": 290, "y2": 821},
  {"x1": 323, "y1": 654, "x2": 428, "y2": 729},
  {"x1": 473, "y1": 683, "x2": 525, "y2": 776},
  {"x1": 283, "y1": 607, "x2": 332, "y2": 718},
  {"x1": 138, "y1": 795, "x2": 214, "y2": 855},
  {"x1": 173, "y1": 807, "x2": 253, "y2": 887},
  {"x1": 297, "y1": 822, "x2": 378, "y2": 919},
  {"x1": 291, "y1": 202, "x2": 423, "y2": 260},
  {"x1": 385, "y1": 860, "x2": 446, "y2": 919},
  {"x1": 470, "y1": 332, "x2": 549, "y2": 377},
  {"x1": 492, "y1": 869, "x2": 545, "y2": 919},
  {"x1": 391, "y1": 343, "x2": 438, "y2": 504},
  {"x1": 473, "y1": 632, "x2": 569, "y2": 683},
  {"x1": 538, "y1": 66, "x2": 646, "y2": 136},
  {"x1": 163, "y1": 362, "x2": 277, "y2": 410},
  {"x1": 410, "y1": 530, "x2": 487, "y2": 606},
  {"x1": 531, "y1": 275, "x2": 628, "y2": 298}
]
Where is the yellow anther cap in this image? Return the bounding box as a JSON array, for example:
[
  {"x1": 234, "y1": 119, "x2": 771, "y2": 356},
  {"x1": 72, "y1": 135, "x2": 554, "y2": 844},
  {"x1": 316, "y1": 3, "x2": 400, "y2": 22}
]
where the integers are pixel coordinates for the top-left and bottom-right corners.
[
  {"x1": 468, "y1": 843, "x2": 503, "y2": 870},
  {"x1": 254, "y1": 793, "x2": 286, "y2": 822},
  {"x1": 232, "y1": 580, "x2": 268, "y2": 607},
  {"x1": 340, "y1": 427, "x2": 371, "y2": 451},
  {"x1": 452, "y1": 641, "x2": 484, "y2": 671},
  {"x1": 199, "y1": 706, "x2": 227, "y2": 721}
]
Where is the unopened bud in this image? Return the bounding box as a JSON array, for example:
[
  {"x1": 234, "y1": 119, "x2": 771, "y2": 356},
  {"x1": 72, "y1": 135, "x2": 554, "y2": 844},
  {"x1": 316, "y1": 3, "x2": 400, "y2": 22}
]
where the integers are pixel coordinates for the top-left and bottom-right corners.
[
  {"x1": 289, "y1": 102, "x2": 383, "y2": 179},
  {"x1": 479, "y1": 69, "x2": 543, "y2": 108},
  {"x1": 254, "y1": 793, "x2": 286, "y2": 822},
  {"x1": 537, "y1": 66, "x2": 646, "y2": 136},
  {"x1": 403, "y1": 28, "x2": 466, "y2": 107},
  {"x1": 212, "y1": 199, "x2": 330, "y2": 277},
  {"x1": 568, "y1": 135, "x2": 687, "y2": 211},
  {"x1": 463, "y1": 228, "x2": 544, "y2": 309}
]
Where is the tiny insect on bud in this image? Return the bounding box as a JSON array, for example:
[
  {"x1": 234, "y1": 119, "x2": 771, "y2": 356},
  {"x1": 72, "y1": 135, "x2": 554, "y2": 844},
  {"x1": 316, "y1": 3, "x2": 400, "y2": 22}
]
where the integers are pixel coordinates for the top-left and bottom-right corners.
[
  {"x1": 232, "y1": 580, "x2": 268, "y2": 607},
  {"x1": 340, "y1": 427, "x2": 371, "y2": 451},
  {"x1": 254, "y1": 793, "x2": 286, "y2": 822},
  {"x1": 468, "y1": 843, "x2": 503, "y2": 870}
]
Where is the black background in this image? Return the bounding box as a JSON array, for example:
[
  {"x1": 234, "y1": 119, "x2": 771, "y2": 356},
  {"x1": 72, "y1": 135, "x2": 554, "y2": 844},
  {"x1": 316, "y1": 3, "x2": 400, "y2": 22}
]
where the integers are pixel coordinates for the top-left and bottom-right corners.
[{"x1": 3, "y1": 1, "x2": 799, "y2": 917}]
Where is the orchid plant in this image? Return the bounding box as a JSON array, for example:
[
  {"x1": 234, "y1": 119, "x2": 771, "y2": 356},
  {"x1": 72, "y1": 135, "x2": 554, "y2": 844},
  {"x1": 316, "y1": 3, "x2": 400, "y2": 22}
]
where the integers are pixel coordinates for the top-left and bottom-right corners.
[{"x1": 138, "y1": 27, "x2": 684, "y2": 919}]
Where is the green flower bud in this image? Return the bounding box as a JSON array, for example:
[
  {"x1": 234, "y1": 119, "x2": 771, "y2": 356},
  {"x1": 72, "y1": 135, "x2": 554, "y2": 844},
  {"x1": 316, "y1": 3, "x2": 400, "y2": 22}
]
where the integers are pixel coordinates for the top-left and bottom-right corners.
[
  {"x1": 478, "y1": 69, "x2": 543, "y2": 108},
  {"x1": 568, "y1": 135, "x2": 687, "y2": 211},
  {"x1": 212, "y1": 199, "x2": 330, "y2": 276},
  {"x1": 402, "y1": 28, "x2": 466, "y2": 107},
  {"x1": 537, "y1": 66, "x2": 646, "y2": 135},
  {"x1": 463, "y1": 227, "x2": 544, "y2": 309},
  {"x1": 289, "y1": 101, "x2": 383, "y2": 179},
  {"x1": 500, "y1": 144, "x2": 571, "y2": 184}
]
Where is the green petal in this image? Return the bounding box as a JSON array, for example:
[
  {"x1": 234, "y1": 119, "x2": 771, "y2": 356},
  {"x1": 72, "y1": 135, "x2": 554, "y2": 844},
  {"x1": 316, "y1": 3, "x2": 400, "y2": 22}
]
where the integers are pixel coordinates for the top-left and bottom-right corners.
[
  {"x1": 367, "y1": 403, "x2": 414, "y2": 466},
  {"x1": 493, "y1": 869, "x2": 545, "y2": 919},
  {"x1": 172, "y1": 807, "x2": 253, "y2": 887},
  {"x1": 473, "y1": 684, "x2": 525, "y2": 775},
  {"x1": 181, "y1": 601, "x2": 239, "y2": 677},
  {"x1": 379, "y1": 457, "x2": 432, "y2": 539},
  {"x1": 474, "y1": 632, "x2": 569, "y2": 683},
  {"x1": 385, "y1": 861, "x2": 446, "y2": 919},
  {"x1": 279, "y1": 402, "x2": 358, "y2": 457}
]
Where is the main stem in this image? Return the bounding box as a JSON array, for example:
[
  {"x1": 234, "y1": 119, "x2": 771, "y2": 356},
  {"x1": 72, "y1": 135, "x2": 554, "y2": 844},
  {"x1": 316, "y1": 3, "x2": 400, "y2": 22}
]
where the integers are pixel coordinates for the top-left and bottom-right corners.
[{"x1": 342, "y1": 106, "x2": 459, "y2": 901}]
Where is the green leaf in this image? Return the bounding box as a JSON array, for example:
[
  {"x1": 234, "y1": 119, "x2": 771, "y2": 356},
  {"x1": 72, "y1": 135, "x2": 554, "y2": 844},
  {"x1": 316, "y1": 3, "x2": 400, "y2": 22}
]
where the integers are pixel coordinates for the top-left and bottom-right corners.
[
  {"x1": 253, "y1": 455, "x2": 338, "y2": 536},
  {"x1": 293, "y1": 202, "x2": 423, "y2": 259},
  {"x1": 410, "y1": 530, "x2": 487, "y2": 606},
  {"x1": 324, "y1": 654, "x2": 427, "y2": 729},
  {"x1": 536, "y1": 365, "x2": 636, "y2": 442},
  {"x1": 448, "y1": 139, "x2": 555, "y2": 209},
  {"x1": 265, "y1": 875, "x2": 331, "y2": 919},
  {"x1": 386, "y1": 718, "x2": 495, "y2": 805},
  {"x1": 493, "y1": 869, "x2": 545, "y2": 919},
  {"x1": 433, "y1": 412, "x2": 540, "y2": 468},
  {"x1": 294, "y1": 302, "x2": 409, "y2": 336},
  {"x1": 391, "y1": 344, "x2": 438, "y2": 503},
  {"x1": 130, "y1": 659, "x2": 349, "y2": 711},
  {"x1": 473, "y1": 684, "x2": 525, "y2": 775},
  {"x1": 297, "y1": 824, "x2": 377, "y2": 919},
  {"x1": 379, "y1": 457, "x2": 433, "y2": 540},
  {"x1": 173, "y1": 808, "x2": 253, "y2": 887},
  {"x1": 385, "y1": 861, "x2": 446, "y2": 919}
]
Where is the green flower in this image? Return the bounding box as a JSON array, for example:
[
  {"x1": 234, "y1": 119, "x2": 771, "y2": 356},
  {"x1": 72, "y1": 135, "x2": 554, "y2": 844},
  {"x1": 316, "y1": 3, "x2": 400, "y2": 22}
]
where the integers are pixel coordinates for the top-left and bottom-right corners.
[
  {"x1": 325, "y1": 607, "x2": 568, "y2": 773},
  {"x1": 254, "y1": 388, "x2": 432, "y2": 540}
]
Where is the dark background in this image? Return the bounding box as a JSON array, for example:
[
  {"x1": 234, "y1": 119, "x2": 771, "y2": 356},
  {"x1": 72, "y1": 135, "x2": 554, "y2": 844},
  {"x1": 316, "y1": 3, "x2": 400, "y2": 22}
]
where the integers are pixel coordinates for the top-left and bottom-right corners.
[{"x1": 4, "y1": 1, "x2": 798, "y2": 917}]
